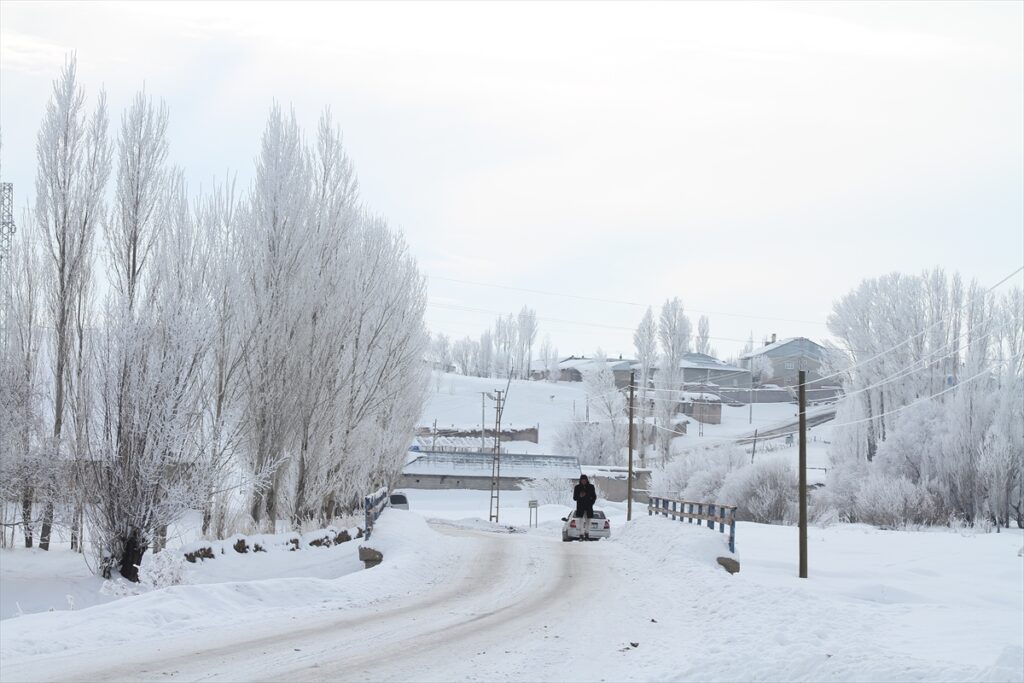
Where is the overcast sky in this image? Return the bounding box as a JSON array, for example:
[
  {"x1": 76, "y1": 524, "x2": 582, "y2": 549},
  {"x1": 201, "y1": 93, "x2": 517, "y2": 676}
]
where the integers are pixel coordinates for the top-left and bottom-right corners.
[{"x1": 2, "y1": 1, "x2": 1021, "y2": 360}]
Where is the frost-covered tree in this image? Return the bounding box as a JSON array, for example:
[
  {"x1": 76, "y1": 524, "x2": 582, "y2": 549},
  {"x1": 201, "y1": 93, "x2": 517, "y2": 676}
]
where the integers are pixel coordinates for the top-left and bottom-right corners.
[
  {"x1": 322, "y1": 213, "x2": 429, "y2": 518},
  {"x1": 240, "y1": 103, "x2": 311, "y2": 529},
  {"x1": 88, "y1": 170, "x2": 215, "y2": 580},
  {"x1": 195, "y1": 179, "x2": 247, "y2": 537},
  {"x1": 516, "y1": 306, "x2": 538, "y2": 380},
  {"x1": 284, "y1": 111, "x2": 359, "y2": 527},
  {"x1": 556, "y1": 352, "x2": 624, "y2": 466},
  {"x1": 751, "y1": 355, "x2": 774, "y2": 386},
  {"x1": 538, "y1": 334, "x2": 559, "y2": 381},
  {"x1": 0, "y1": 232, "x2": 47, "y2": 548},
  {"x1": 451, "y1": 336, "x2": 478, "y2": 376},
  {"x1": 431, "y1": 333, "x2": 452, "y2": 373},
  {"x1": 11, "y1": 58, "x2": 433, "y2": 574},
  {"x1": 493, "y1": 314, "x2": 517, "y2": 378},
  {"x1": 633, "y1": 307, "x2": 657, "y2": 467},
  {"x1": 826, "y1": 269, "x2": 1023, "y2": 527},
  {"x1": 654, "y1": 298, "x2": 691, "y2": 464},
  {"x1": 695, "y1": 315, "x2": 711, "y2": 356},
  {"x1": 34, "y1": 56, "x2": 112, "y2": 550},
  {"x1": 546, "y1": 343, "x2": 560, "y2": 382},
  {"x1": 477, "y1": 329, "x2": 494, "y2": 378}
]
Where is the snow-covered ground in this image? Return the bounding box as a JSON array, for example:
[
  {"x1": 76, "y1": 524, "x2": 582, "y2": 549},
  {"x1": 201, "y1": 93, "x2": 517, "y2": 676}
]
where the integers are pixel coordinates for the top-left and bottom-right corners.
[
  {"x1": 2, "y1": 489, "x2": 1021, "y2": 682},
  {"x1": 422, "y1": 373, "x2": 588, "y2": 452},
  {"x1": 420, "y1": 372, "x2": 833, "y2": 461},
  {"x1": 2, "y1": 376, "x2": 1019, "y2": 681}
]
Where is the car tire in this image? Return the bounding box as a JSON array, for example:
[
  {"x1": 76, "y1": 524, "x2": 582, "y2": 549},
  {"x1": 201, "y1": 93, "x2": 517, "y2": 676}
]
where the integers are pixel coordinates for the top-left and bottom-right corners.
[{"x1": 562, "y1": 532, "x2": 571, "y2": 542}]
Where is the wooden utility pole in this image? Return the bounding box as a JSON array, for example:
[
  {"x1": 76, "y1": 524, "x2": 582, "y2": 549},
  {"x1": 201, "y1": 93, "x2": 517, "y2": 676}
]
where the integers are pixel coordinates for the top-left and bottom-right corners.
[
  {"x1": 627, "y1": 370, "x2": 635, "y2": 521},
  {"x1": 798, "y1": 369, "x2": 808, "y2": 579}
]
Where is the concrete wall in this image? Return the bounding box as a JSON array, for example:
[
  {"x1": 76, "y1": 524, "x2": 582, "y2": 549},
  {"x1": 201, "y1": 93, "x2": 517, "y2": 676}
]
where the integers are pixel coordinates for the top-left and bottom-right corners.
[
  {"x1": 681, "y1": 400, "x2": 722, "y2": 424},
  {"x1": 592, "y1": 471, "x2": 652, "y2": 503},
  {"x1": 416, "y1": 426, "x2": 539, "y2": 444},
  {"x1": 400, "y1": 474, "x2": 574, "y2": 491}
]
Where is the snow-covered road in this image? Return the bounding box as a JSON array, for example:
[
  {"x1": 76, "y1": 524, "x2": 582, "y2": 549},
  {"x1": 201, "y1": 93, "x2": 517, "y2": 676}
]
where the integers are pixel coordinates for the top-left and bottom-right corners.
[
  {"x1": 2, "y1": 511, "x2": 1021, "y2": 682},
  {"x1": 3, "y1": 525, "x2": 595, "y2": 682}
]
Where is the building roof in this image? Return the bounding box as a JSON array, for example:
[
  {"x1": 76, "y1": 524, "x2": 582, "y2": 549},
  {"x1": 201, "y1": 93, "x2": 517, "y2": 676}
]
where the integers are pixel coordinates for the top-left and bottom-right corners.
[
  {"x1": 738, "y1": 337, "x2": 826, "y2": 361},
  {"x1": 403, "y1": 451, "x2": 581, "y2": 479},
  {"x1": 679, "y1": 352, "x2": 747, "y2": 372},
  {"x1": 559, "y1": 356, "x2": 635, "y2": 373},
  {"x1": 631, "y1": 353, "x2": 748, "y2": 374}
]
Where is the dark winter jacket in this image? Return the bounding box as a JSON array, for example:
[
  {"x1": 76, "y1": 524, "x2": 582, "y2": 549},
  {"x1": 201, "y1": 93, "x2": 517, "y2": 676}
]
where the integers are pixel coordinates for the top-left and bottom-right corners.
[{"x1": 573, "y1": 482, "x2": 597, "y2": 507}]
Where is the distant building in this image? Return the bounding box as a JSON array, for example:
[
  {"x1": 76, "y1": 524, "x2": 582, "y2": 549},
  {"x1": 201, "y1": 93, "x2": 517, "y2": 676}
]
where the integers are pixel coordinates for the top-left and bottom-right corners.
[
  {"x1": 549, "y1": 352, "x2": 752, "y2": 391},
  {"x1": 738, "y1": 335, "x2": 840, "y2": 398},
  {"x1": 400, "y1": 451, "x2": 581, "y2": 490},
  {"x1": 670, "y1": 353, "x2": 752, "y2": 389},
  {"x1": 552, "y1": 355, "x2": 635, "y2": 388}
]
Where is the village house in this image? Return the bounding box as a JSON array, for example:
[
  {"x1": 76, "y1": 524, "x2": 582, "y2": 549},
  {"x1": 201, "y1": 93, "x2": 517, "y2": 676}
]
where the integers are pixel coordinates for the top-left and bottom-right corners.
[{"x1": 738, "y1": 335, "x2": 842, "y2": 400}]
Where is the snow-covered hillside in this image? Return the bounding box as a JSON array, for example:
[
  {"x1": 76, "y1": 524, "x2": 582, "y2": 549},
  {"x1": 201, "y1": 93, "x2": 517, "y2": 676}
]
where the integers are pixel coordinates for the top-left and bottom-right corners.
[
  {"x1": 419, "y1": 372, "x2": 834, "y2": 476},
  {"x1": 421, "y1": 373, "x2": 588, "y2": 451}
]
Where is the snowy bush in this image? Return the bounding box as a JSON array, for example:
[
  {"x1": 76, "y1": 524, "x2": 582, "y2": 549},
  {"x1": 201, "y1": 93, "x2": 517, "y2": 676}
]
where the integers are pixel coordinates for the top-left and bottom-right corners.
[
  {"x1": 650, "y1": 444, "x2": 747, "y2": 500},
  {"x1": 852, "y1": 472, "x2": 938, "y2": 528},
  {"x1": 719, "y1": 457, "x2": 795, "y2": 524},
  {"x1": 556, "y1": 421, "x2": 622, "y2": 467},
  {"x1": 138, "y1": 551, "x2": 193, "y2": 589},
  {"x1": 527, "y1": 478, "x2": 573, "y2": 506}
]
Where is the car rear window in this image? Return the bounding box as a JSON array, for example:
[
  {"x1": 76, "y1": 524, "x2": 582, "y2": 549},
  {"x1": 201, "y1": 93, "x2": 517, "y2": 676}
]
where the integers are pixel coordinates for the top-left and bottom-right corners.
[
  {"x1": 591, "y1": 511, "x2": 605, "y2": 519},
  {"x1": 390, "y1": 494, "x2": 407, "y2": 504}
]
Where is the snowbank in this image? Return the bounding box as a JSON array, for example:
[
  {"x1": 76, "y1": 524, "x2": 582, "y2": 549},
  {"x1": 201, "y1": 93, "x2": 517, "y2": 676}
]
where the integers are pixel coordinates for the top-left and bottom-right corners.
[
  {"x1": 0, "y1": 510, "x2": 459, "y2": 661},
  {"x1": 612, "y1": 514, "x2": 738, "y2": 572}
]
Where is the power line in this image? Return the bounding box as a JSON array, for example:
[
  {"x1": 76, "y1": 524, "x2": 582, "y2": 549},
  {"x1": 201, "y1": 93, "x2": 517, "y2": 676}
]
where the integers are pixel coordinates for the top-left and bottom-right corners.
[
  {"x1": 426, "y1": 301, "x2": 756, "y2": 344},
  {"x1": 826, "y1": 361, "x2": 1008, "y2": 431},
  {"x1": 809, "y1": 264, "x2": 1023, "y2": 389},
  {"x1": 427, "y1": 274, "x2": 831, "y2": 326}
]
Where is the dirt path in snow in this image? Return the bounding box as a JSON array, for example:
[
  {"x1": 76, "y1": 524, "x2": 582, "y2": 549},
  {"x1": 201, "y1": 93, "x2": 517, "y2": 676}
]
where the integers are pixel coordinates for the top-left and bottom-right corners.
[{"x1": 3, "y1": 526, "x2": 600, "y2": 682}]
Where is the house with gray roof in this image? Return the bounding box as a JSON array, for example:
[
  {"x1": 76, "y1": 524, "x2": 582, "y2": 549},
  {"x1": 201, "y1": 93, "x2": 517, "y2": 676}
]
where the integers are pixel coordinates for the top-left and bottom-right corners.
[{"x1": 738, "y1": 336, "x2": 840, "y2": 398}]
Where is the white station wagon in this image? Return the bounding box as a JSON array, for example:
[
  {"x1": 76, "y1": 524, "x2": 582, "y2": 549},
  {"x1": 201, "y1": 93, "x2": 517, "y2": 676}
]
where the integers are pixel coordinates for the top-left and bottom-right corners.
[{"x1": 561, "y1": 509, "x2": 610, "y2": 541}]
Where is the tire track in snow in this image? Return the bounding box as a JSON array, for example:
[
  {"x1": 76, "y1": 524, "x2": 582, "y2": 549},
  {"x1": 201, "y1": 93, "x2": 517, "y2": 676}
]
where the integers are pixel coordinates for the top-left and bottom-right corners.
[
  {"x1": 286, "y1": 533, "x2": 581, "y2": 681},
  {"x1": 13, "y1": 529, "x2": 564, "y2": 682}
]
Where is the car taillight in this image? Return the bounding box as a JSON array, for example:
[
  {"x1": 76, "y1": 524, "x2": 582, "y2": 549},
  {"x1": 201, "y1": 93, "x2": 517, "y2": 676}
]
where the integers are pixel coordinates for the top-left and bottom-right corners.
[
  {"x1": 603, "y1": 520, "x2": 610, "y2": 529},
  {"x1": 569, "y1": 519, "x2": 577, "y2": 528}
]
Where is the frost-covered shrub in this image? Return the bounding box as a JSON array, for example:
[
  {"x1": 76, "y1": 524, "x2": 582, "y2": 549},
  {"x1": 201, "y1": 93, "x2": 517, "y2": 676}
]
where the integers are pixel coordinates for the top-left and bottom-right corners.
[
  {"x1": 719, "y1": 457, "x2": 795, "y2": 524},
  {"x1": 650, "y1": 444, "x2": 747, "y2": 499},
  {"x1": 853, "y1": 473, "x2": 938, "y2": 528},
  {"x1": 557, "y1": 421, "x2": 622, "y2": 466},
  {"x1": 527, "y1": 478, "x2": 573, "y2": 506},
  {"x1": 138, "y1": 551, "x2": 192, "y2": 589},
  {"x1": 102, "y1": 550, "x2": 192, "y2": 596}
]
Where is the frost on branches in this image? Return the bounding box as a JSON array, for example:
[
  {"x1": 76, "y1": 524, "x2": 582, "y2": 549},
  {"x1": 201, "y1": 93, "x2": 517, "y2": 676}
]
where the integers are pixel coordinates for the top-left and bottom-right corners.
[
  {"x1": 0, "y1": 57, "x2": 430, "y2": 580},
  {"x1": 826, "y1": 270, "x2": 1023, "y2": 528}
]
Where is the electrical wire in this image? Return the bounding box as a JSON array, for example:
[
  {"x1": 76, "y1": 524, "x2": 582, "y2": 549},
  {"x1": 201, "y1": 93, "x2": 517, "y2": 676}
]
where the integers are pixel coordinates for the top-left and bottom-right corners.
[
  {"x1": 427, "y1": 274, "x2": 831, "y2": 326},
  {"x1": 778, "y1": 264, "x2": 1023, "y2": 390}
]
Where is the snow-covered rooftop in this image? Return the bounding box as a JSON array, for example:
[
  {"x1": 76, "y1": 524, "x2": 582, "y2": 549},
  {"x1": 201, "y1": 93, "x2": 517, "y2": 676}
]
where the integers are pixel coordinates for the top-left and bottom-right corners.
[
  {"x1": 404, "y1": 451, "x2": 581, "y2": 480},
  {"x1": 738, "y1": 336, "x2": 826, "y2": 360}
]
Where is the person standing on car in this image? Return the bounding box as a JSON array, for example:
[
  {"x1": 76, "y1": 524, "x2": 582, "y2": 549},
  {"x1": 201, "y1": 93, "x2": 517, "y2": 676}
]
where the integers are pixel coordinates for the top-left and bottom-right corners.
[{"x1": 573, "y1": 474, "x2": 596, "y2": 521}]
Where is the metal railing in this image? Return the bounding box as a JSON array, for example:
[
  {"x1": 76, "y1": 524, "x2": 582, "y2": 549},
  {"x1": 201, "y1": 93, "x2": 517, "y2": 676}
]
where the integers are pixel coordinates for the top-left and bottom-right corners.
[
  {"x1": 363, "y1": 487, "x2": 390, "y2": 540},
  {"x1": 648, "y1": 496, "x2": 737, "y2": 553}
]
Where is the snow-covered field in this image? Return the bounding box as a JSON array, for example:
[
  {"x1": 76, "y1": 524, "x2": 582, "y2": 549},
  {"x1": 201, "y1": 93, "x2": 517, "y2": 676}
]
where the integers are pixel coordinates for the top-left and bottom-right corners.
[
  {"x1": 2, "y1": 489, "x2": 1021, "y2": 682},
  {"x1": 422, "y1": 372, "x2": 831, "y2": 460}
]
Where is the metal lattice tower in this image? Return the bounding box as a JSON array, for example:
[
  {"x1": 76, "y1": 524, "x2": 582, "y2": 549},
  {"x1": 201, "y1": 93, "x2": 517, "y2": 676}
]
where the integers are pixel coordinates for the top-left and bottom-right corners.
[
  {"x1": 0, "y1": 182, "x2": 14, "y2": 347},
  {"x1": 0, "y1": 183, "x2": 12, "y2": 265}
]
